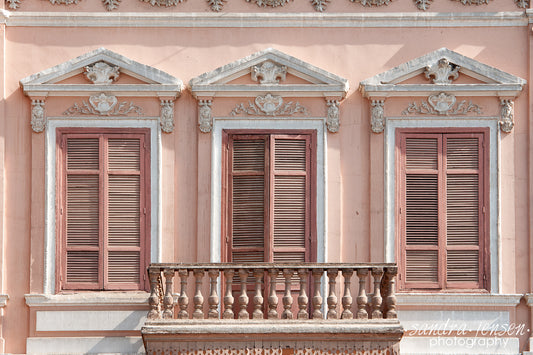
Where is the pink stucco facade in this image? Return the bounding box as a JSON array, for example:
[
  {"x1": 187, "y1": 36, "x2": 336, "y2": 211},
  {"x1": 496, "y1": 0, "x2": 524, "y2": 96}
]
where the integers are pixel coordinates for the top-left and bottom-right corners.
[{"x1": 1, "y1": 0, "x2": 533, "y2": 353}]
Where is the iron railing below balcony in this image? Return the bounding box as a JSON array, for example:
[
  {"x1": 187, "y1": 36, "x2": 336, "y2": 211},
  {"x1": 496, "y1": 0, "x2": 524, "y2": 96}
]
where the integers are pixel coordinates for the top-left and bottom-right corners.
[{"x1": 146, "y1": 263, "x2": 398, "y2": 321}]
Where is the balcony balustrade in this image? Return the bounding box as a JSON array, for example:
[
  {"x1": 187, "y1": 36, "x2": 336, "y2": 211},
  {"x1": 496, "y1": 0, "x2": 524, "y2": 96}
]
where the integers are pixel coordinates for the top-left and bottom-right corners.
[{"x1": 141, "y1": 263, "x2": 403, "y2": 355}]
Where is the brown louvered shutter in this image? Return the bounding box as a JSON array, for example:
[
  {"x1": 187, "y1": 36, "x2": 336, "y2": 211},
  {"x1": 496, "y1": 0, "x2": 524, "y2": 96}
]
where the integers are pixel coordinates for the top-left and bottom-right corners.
[
  {"x1": 398, "y1": 130, "x2": 487, "y2": 290},
  {"x1": 226, "y1": 132, "x2": 315, "y2": 264},
  {"x1": 59, "y1": 130, "x2": 149, "y2": 291}
]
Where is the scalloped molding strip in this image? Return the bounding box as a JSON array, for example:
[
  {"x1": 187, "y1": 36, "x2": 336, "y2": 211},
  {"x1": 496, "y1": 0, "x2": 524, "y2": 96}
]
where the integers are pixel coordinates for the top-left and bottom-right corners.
[{"x1": 5, "y1": 0, "x2": 526, "y2": 11}]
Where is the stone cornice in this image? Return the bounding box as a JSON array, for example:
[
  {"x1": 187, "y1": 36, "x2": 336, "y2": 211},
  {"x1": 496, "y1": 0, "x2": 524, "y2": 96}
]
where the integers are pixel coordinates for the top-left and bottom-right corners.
[
  {"x1": 0, "y1": 294, "x2": 8, "y2": 307},
  {"x1": 25, "y1": 292, "x2": 149, "y2": 307},
  {"x1": 397, "y1": 293, "x2": 522, "y2": 307},
  {"x1": 0, "y1": 10, "x2": 527, "y2": 28}
]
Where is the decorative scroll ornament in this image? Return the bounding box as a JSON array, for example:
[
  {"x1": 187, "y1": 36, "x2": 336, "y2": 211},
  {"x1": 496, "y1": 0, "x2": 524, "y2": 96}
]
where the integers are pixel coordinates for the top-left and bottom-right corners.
[
  {"x1": 31, "y1": 100, "x2": 46, "y2": 133},
  {"x1": 402, "y1": 93, "x2": 482, "y2": 116},
  {"x1": 310, "y1": 0, "x2": 330, "y2": 11},
  {"x1": 140, "y1": 0, "x2": 184, "y2": 6},
  {"x1": 351, "y1": 0, "x2": 392, "y2": 6},
  {"x1": 452, "y1": 0, "x2": 490, "y2": 4},
  {"x1": 414, "y1": 0, "x2": 432, "y2": 10},
  {"x1": 515, "y1": 0, "x2": 529, "y2": 8},
  {"x1": 160, "y1": 100, "x2": 175, "y2": 133},
  {"x1": 199, "y1": 100, "x2": 213, "y2": 133},
  {"x1": 326, "y1": 100, "x2": 340, "y2": 133},
  {"x1": 500, "y1": 99, "x2": 514, "y2": 133},
  {"x1": 207, "y1": 0, "x2": 226, "y2": 11},
  {"x1": 424, "y1": 59, "x2": 460, "y2": 84},
  {"x1": 246, "y1": 0, "x2": 292, "y2": 7},
  {"x1": 48, "y1": 0, "x2": 79, "y2": 4},
  {"x1": 84, "y1": 62, "x2": 120, "y2": 84},
  {"x1": 64, "y1": 93, "x2": 143, "y2": 116},
  {"x1": 103, "y1": 0, "x2": 121, "y2": 10},
  {"x1": 371, "y1": 100, "x2": 385, "y2": 134},
  {"x1": 251, "y1": 61, "x2": 287, "y2": 84},
  {"x1": 230, "y1": 94, "x2": 308, "y2": 117},
  {"x1": 6, "y1": 0, "x2": 21, "y2": 9}
]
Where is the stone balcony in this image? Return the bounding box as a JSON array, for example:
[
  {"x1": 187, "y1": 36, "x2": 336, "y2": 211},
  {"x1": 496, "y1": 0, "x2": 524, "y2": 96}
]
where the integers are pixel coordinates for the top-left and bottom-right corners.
[{"x1": 141, "y1": 263, "x2": 403, "y2": 355}]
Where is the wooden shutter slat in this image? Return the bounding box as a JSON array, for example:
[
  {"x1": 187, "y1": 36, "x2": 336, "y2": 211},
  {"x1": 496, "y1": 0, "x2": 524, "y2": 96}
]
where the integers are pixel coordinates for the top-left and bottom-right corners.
[
  {"x1": 233, "y1": 139, "x2": 265, "y2": 171},
  {"x1": 405, "y1": 138, "x2": 438, "y2": 170},
  {"x1": 447, "y1": 250, "x2": 479, "y2": 282},
  {"x1": 405, "y1": 174, "x2": 438, "y2": 246},
  {"x1": 67, "y1": 250, "x2": 99, "y2": 283},
  {"x1": 446, "y1": 138, "x2": 479, "y2": 170},
  {"x1": 232, "y1": 176, "x2": 265, "y2": 249},
  {"x1": 447, "y1": 174, "x2": 479, "y2": 245},
  {"x1": 66, "y1": 175, "x2": 99, "y2": 247},
  {"x1": 67, "y1": 138, "x2": 99, "y2": 170},
  {"x1": 108, "y1": 251, "x2": 140, "y2": 283},
  {"x1": 274, "y1": 139, "x2": 307, "y2": 171},
  {"x1": 273, "y1": 175, "x2": 306, "y2": 248},
  {"x1": 406, "y1": 250, "x2": 438, "y2": 283},
  {"x1": 108, "y1": 175, "x2": 141, "y2": 246}
]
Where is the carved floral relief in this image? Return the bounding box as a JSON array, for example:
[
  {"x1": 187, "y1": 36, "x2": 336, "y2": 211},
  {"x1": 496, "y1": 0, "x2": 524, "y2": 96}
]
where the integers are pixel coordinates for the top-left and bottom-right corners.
[
  {"x1": 140, "y1": 0, "x2": 184, "y2": 6},
  {"x1": 207, "y1": 0, "x2": 227, "y2": 11},
  {"x1": 251, "y1": 61, "x2": 287, "y2": 84},
  {"x1": 160, "y1": 100, "x2": 175, "y2": 133},
  {"x1": 499, "y1": 99, "x2": 514, "y2": 133},
  {"x1": 402, "y1": 93, "x2": 482, "y2": 116},
  {"x1": 326, "y1": 100, "x2": 340, "y2": 133},
  {"x1": 371, "y1": 100, "x2": 385, "y2": 134},
  {"x1": 84, "y1": 62, "x2": 120, "y2": 84},
  {"x1": 31, "y1": 100, "x2": 46, "y2": 133},
  {"x1": 246, "y1": 0, "x2": 292, "y2": 7},
  {"x1": 351, "y1": 0, "x2": 392, "y2": 7},
  {"x1": 230, "y1": 94, "x2": 308, "y2": 117},
  {"x1": 310, "y1": 0, "x2": 330, "y2": 11},
  {"x1": 199, "y1": 100, "x2": 213, "y2": 133},
  {"x1": 64, "y1": 93, "x2": 143, "y2": 116},
  {"x1": 424, "y1": 59, "x2": 460, "y2": 84}
]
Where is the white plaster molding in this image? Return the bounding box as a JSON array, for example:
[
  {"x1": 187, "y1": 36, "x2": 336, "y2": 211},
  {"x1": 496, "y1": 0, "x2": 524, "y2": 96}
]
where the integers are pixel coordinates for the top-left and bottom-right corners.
[
  {"x1": 251, "y1": 61, "x2": 287, "y2": 84},
  {"x1": 371, "y1": 99, "x2": 385, "y2": 134},
  {"x1": 31, "y1": 99, "x2": 46, "y2": 133},
  {"x1": 199, "y1": 99, "x2": 213, "y2": 133},
  {"x1": 499, "y1": 99, "x2": 514, "y2": 133},
  {"x1": 522, "y1": 293, "x2": 533, "y2": 306},
  {"x1": 160, "y1": 99, "x2": 175, "y2": 133},
  {"x1": 351, "y1": 0, "x2": 392, "y2": 6},
  {"x1": 230, "y1": 94, "x2": 309, "y2": 117},
  {"x1": 25, "y1": 292, "x2": 149, "y2": 307},
  {"x1": 36, "y1": 310, "x2": 146, "y2": 331},
  {"x1": 84, "y1": 61, "x2": 120, "y2": 84},
  {"x1": 326, "y1": 99, "x2": 339, "y2": 133},
  {"x1": 26, "y1": 336, "x2": 144, "y2": 355},
  {"x1": 0, "y1": 11, "x2": 527, "y2": 28},
  {"x1": 246, "y1": 0, "x2": 292, "y2": 7},
  {"x1": 402, "y1": 93, "x2": 482, "y2": 116},
  {"x1": 63, "y1": 93, "x2": 143, "y2": 116},
  {"x1": 397, "y1": 293, "x2": 522, "y2": 307},
  {"x1": 0, "y1": 294, "x2": 8, "y2": 307},
  {"x1": 140, "y1": 0, "x2": 184, "y2": 6}
]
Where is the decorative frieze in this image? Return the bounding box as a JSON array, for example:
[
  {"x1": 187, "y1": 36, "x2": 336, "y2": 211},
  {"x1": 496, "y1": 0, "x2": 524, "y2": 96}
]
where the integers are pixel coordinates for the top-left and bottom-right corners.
[
  {"x1": 246, "y1": 0, "x2": 292, "y2": 7},
  {"x1": 63, "y1": 93, "x2": 143, "y2": 116},
  {"x1": 371, "y1": 100, "x2": 385, "y2": 134},
  {"x1": 310, "y1": 0, "x2": 330, "y2": 11},
  {"x1": 452, "y1": 0, "x2": 491, "y2": 4},
  {"x1": 499, "y1": 99, "x2": 514, "y2": 133},
  {"x1": 84, "y1": 62, "x2": 120, "y2": 84},
  {"x1": 198, "y1": 100, "x2": 213, "y2": 133},
  {"x1": 230, "y1": 94, "x2": 308, "y2": 117},
  {"x1": 402, "y1": 93, "x2": 482, "y2": 116},
  {"x1": 425, "y1": 59, "x2": 460, "y2": 84},
  {"x1": 414, "y1": 0, "x2": 432, "y2": 10},
  {"x1": 31, "y1": 100, "x2": 46, "y2": 133},
  {"x1": 160, "y1": 100, "x2": 175, "y2": 133},
  {"x1": 48, "y1": 0, "x2": 79, "y2": 4},
  {"x1": 351, "y1": 0, "x2": 392, "y2": 6},
  {"x1": 251, "y1": 61, "x2": 287, "y2": 84},
  {"x1": 207, "y1": 0, "x2": 226, "y2": 11},
  {"x1": 140, "y1": 0, "x2": 184, "y2": 6},
  {"x1": 326, "y1": 100, "x2": 339, "y2": 133}
]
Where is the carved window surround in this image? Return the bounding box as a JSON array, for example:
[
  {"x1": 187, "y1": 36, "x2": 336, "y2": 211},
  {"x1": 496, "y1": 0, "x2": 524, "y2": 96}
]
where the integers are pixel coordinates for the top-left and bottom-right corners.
[
  {"x1": 190, "y1": 48, "x2": 348, "y2": 134},
  {"x1": 20, "y1": 48, "x2": 183, "y2": 134},
  {"x1": 359, "y1": 47, "x2": 526, "y2": 134}
]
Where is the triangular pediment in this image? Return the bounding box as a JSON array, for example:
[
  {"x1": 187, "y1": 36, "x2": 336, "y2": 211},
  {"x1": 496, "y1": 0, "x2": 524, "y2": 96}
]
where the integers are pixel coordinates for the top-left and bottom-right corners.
[
  {"x1": 190, "y1": 48, "x2": 348, "y2": 98},
  {"x1": 20, "y1": 48, "x2": 183, "y2": 98},
  {"x1": 359, "y1": 48, "x2": 526, "y2": 98}
]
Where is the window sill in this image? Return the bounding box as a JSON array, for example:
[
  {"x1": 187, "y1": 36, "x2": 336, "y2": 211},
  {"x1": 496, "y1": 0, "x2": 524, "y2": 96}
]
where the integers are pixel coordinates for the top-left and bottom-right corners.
[
  {"x1": 25, "y1": 292, "x2": 149, "y2": 308},
  {"x1": 396, "y1": 293, "x2": 522, "y2": 307}
]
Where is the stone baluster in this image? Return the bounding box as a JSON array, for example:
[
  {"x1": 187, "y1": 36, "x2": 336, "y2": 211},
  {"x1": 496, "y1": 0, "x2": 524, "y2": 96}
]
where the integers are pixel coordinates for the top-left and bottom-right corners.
[
  {"x1": 178, "y1": 269, "x2": 189, "y2": 319},
  {"x1": 356, "y1": 268, "x2": 369, "y2": 319},
  {"x1": 312, "y1": 269, "x2": 323, "y2": 319},
  {"x1": 341, "y1": 269, "x2": 353, "y2": 319},
  {"x1": 252, "y1": 269, "x2": 264, "y2": 319},
  {"x1": 208, "y1": 269, "x2": 220, "y2": 319},
  {"x1": 162, "y1": 269, "x2": 175, "y2": 319},
  {"x1": 193, "y1": 270, "x2": 205, "y2": 319},
  {"x1": 297, "y1": 269, "x2": 309, "y2": 319},
  {"x1": 327, "y1": 269, "x2": 338, "y2": 319},
  {"x1": 148, "y1": 268, "x2": 162, "y2": 319},
  {"x1": 371, "y1": 268, "x2": 384, "y2": 319},
  {"x1": 385, "y1": 267, "x2": 398, "y2": 319},
  {"x1": 223, "y1": 269, "x2": 235, "y2": 319},
  {"x1": 282, "y1": 269, "x2": 294, "y2": 319},
  {"x1": 238, "y1": 269, "x2": 249, "y2": 319},
  {"x1": 268, "y1": 269, "x2": 279, "y2": 319}
]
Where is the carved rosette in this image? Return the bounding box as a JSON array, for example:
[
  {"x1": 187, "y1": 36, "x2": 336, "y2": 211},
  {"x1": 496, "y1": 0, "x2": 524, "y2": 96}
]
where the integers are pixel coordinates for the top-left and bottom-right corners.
[
  {"x1": 251, "y1": 61, "x2": 287, "y2": 84},
  {"x1": 160, "y1": 100, "x2": 175, "y2": 133},
  {"x1": 500, "y1": 99, "x2": 514, "y2": 133},
  {"x1": 326, "y1": 100, "x2": 340, "y2": 133},
  {"x1": 199, "y1": 100, "x2": 213, "y2": 133},
  {"x1": 424, "y1": 59, "x2": 460, "y2": 84},
  {"x1": 371, "y1": 100, "x2": 385, "y2": 134},
  {"x1": 84, "y1": 62, "x2": 120, "y2": 84},
  {"x1": 31, "y1": 100, "x2": 46, "y2": 133}
]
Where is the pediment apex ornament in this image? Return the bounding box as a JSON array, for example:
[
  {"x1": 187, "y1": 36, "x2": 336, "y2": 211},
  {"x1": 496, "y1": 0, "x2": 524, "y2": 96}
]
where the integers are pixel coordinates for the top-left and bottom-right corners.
[
  {"x1": 326, "y1": 100, "x2": 340, "y2": 133},
  {"x1": 31, "y1": 100, "x2": 46, "y2": 133},
  {"x1": 500, "y1": 99, "x2": 514, "y2": 133},
  {"x1": 84, "y1": 62, "x2": 120, "y2": 84},
  {"x1": 251, "y1": 61, "x2": 287, "y2": 84},
  {"x1": 371, "y1": 100, "x2": 385, "y2": 134},
  {"x1": 230, "y1": 94, "x2": 308, "y2": 117},
  {"x1": 199, "y1": 100, "x2": 213, "y2": 133},
  {"x1": 424, "y1": 59, "x2": 460, "y2": 84},
  {"x1": 160, "y1": 100, "x2": 175, "y2": 133}
]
